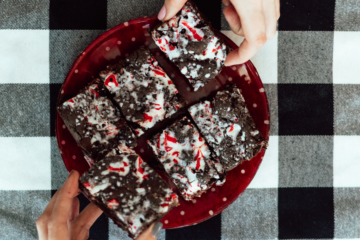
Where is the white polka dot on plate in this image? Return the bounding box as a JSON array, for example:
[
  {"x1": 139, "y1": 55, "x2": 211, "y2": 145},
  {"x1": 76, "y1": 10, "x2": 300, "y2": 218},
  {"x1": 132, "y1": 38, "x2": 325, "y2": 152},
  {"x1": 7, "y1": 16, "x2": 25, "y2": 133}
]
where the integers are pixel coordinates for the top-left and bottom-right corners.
[
  {"x1": 241, "y1": 169, "x2": 245, "y2": 174},
  {"x1": 61, "y1": 90, "x2": 64, "y2": 94},
  {"x1": 180, "y1": 211, "x2": 185, "y2": 215},
  {"x1": 117, "y1": 41, "x2": 121, "y2": 45},
  {"x1": 74, "y1": 69, "x2": 78, "y2": 73},
  {"x1": 253, "y1": 103, "x2": 257, "y2": 108},
  {"x1": 223, "y1": 197, "x2": 227, "y2": 202},
  {"x1": 209, "y1": 210, "x2": 214, "y2": 216},
  {"x1": 131, "y1": 37, "x2": 136, "y2": 41},
  {"x1": 264, "y1": 120, "x2": 270, "y2": 124},
  {"x1": 61, "y1": 140, "x2": 65, "y2": 145},
  {"x1": 192, "y1": 199, "x2": 196, "y2": 203},
  {"x1": 62, "y1": 125, "x2": 66, "y2": 129},
  {"x1": 59, "y1": 150, "x2": 62, "y2": 154},
  {"x1": 72, "y1": 155, "x2": 76, "y2": 160},
  {"x1": 228, "y1": 77, "x2": 233, "y2": 81},
  {"x1": 144, "y1": 41, "x2": 149, "y2": 45},
  {"x1": 124, "y1": 22, "x2": 129, "y2": 26},
  {"x1": 211, "y1": 188, "x2": 216, "y2": 192},
  {"x1": 232, "y1": 66, "x2": 236, "y2": 71},
  {"x1": 259, "y1": 88, "x2": 265, "y2": 92},
  {"x1": 105, "y1": 47, "x2": 110, "y2": 51},
  {"x1": 144, "y1": 32, "x2": 150, "y2": 37},
  {"x1": 164, "y1": 220, "x2": 169, "y2": 224}
]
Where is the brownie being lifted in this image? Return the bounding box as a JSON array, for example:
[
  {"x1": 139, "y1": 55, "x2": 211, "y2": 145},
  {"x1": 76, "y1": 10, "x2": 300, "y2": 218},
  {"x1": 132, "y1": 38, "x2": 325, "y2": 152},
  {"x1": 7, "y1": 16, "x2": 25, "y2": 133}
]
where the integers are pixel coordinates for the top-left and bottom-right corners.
[
  {"x1": 189, "y1": 85, "x2": 268, "y2": 171},
  {"x1": 100, "y1": 47, "x2": 183, "y2": 136},
  {"x1": 147, "y1": 117, "x2": 225, "y2": 201},
  {"x1": 151, "y1": 1, "x2": 230, "y2": 91},
  {"x1": 80, "y1": 144, "x2": 179, "y2": 239},
  {"x1": 58, "y1": 79, "x2": 136, "y2": 162}
]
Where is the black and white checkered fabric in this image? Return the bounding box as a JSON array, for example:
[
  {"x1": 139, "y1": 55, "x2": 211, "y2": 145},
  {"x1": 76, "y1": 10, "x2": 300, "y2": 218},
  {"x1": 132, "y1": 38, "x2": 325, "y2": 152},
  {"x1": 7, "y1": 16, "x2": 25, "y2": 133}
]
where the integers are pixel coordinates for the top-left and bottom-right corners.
[{"x1": 0, "y1": 0, "x2": 359, "y2": 239}]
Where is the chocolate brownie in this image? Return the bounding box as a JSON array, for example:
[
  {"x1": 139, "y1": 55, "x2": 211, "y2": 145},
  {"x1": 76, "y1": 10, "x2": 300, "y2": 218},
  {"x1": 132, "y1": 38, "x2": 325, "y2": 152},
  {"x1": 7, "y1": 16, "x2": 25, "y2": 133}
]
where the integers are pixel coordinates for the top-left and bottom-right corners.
[
  {"x1": 99, "y1": 47, "x2": 183, "y2": 136},
  {"x1": 151, "y1": 1, "x2": 230, "y2": 91},
  {"x1": 147, "y1": 117, "x2": 225, "y2": 201},
  {"x1": 79, "y1": 144, "x2": 179, "y2": 239},
  {"x1": 58, "y1": 79, "x2": 136, "y2": 162},
  {"x1": 189, "y1": 85, "x2": 268, "y2": 171}
]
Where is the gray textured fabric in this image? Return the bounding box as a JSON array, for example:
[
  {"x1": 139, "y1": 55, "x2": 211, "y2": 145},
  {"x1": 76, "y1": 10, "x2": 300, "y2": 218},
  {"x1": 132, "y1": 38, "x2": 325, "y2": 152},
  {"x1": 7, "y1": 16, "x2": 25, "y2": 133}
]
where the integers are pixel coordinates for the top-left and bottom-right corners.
[
  {"x1": 335, "y1": 0, "x2": 360, "y2": 31},
  {"x1": 279, "y1": 136, "x2": 333, "y2": 187},
  {"x1": 334, "y1": 188, "x2": 360, "y2": 238},
  {"x1": 51, "y1": 137, "x2": 68, "y2": 189},
  {"x1": 221, "y1": 3, "x2": 230, "y2": 31},
  {"x1": 107, "y1": 0, "x2": 163, "y2": 29},
  {"x1": 264, "y1": 84, "x2": 278, "y2": 135},
  {"x1": 221, "y1": 189, "x2": 278, "y2": 240},
  {"x1": 278, "y1": 31, "x2": 333, "y2": 84},
  {"x1": 0, "y1": 84, "x2": 50, "y2": 137},
  {"x1": 0, "y1": 190, "x2": 50, "y2": 239},
  {"x1": 334, "y1": 84, "x2": 360, "y2": 135},
  {"x1": 0, "y1": 0, "x2": 49, "y2": 29},
  {"x1": 50, "y1": 30, "x2": 103, "y2": 83}
]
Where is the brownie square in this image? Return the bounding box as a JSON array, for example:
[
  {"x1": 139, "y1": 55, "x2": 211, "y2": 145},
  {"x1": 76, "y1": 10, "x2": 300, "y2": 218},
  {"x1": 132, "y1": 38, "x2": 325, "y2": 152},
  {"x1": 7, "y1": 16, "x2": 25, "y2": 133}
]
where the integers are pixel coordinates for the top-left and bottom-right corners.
[
  {"x1": 151, "y1": 1, "x2": 230, "y2": 91},
  {"x1": 147, "y1": 117, "x2": 225, "y2": 201},
  {"x1": 79, "y1": 144, "x2": 179, "y2": 239},
  {"x1": 189, "y1": 85, "x2": 267, "y2": 171},
  {"x1": 58, "y1": 79, "x2": 136, "y2": 162},
  {"x1": 100, "y1": 47, "x2": 183, "y2": 136}
]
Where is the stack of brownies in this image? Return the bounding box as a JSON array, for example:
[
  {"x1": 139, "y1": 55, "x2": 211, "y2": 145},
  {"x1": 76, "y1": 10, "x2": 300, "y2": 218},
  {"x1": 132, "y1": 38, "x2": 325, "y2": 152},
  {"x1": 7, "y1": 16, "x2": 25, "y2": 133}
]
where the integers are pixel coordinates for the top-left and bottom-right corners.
[{"x1": 58, "y1": 1, "x2": 267, "y2": 239}]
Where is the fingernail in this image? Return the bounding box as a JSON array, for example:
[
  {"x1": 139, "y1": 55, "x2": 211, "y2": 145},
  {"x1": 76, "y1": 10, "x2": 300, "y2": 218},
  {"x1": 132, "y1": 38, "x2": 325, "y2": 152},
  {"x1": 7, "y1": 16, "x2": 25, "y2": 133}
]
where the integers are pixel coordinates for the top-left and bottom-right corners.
[
  {"x1": 158, "y1": 5, "x2": 166, "y2": 21},
  {"x1": 68, "y1": 170, "x2": 74, "y2": 178},
  {"x1": 152, "y1": 222, "x2": 163, "y2": 238}
]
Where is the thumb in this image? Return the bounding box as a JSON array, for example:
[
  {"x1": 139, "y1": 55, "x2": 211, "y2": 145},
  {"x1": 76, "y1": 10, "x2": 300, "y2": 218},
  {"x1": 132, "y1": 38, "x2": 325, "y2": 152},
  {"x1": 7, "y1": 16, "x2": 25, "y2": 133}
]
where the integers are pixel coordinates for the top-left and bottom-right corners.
[
  {"x1": 136, "y1": 222, "x2": 163, "y2": 240},
  {"x1": 158, "y1": 0, "x2": 187, "y2": 21}
]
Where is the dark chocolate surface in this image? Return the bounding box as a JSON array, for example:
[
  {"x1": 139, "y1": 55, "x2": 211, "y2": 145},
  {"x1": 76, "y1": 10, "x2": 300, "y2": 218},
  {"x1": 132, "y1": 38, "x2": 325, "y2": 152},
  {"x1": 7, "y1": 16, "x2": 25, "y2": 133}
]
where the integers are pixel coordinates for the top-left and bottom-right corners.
[
  {"x1": 58, "y1": 79, "x2": 136, "y2": 162},
  {"x1": 151, "y1": 1, "x2": 230, "y2": 91},
  {"x1": 189, "y1": 85, "x2": 268, "y2": 171},
  {"x1": 99, "y1": 47, "x2": 183, "y2": 136},
  {"x1": 79, "y1": 145, "x2": 178, "y2": 239},
  {"x1": 147, "y1": 116, "x2": 225, "y2": 201}
]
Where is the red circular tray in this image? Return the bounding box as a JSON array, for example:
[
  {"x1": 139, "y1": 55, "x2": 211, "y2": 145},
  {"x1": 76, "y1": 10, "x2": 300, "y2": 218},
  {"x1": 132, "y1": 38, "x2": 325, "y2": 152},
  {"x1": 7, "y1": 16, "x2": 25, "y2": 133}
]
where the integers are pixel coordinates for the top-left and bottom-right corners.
[{"x1": 55, "y1": 16, "x2": 270, "y2": 229}]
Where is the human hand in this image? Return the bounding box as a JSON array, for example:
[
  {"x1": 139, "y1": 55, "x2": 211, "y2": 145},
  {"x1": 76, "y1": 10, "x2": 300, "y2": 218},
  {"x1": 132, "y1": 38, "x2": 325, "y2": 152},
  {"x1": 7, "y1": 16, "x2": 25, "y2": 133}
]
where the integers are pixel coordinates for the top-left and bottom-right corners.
[
  {"x1": 157, "y1": 0, "x2": 280, "y2": 66},
  {"x1": 36, "y1": 170, "x2": 161, "y2": 240}
]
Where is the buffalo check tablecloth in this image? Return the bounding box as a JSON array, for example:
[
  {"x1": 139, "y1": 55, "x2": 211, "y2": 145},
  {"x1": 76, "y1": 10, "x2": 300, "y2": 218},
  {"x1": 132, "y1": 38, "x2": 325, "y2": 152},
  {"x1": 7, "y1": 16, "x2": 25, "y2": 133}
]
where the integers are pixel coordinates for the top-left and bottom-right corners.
[{"x1": 0, "y1": 0, "x2": 360, "y2": 239}]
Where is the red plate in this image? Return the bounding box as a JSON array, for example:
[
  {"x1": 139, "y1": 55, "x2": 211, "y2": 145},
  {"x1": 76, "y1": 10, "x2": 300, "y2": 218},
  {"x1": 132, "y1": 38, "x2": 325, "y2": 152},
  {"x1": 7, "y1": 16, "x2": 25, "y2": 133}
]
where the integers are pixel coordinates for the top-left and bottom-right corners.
[{"x1": 55, "y1": 16, "x2": 270, "y2": 229}]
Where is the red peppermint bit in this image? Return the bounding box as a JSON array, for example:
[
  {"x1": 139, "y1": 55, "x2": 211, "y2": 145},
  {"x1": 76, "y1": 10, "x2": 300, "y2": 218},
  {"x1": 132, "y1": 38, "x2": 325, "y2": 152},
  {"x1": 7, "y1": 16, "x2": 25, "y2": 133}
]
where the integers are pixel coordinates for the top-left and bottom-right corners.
[
  {"x1": 135, "y1": 130, "x2": 140, "y2": 135},
  {"x1": 169, "y1": 44, "x2": 175, "y2": 51},
  {"x1": 142, "y1": 174, "x2": 149, "y2": 179},
  {"x1": 195, "y1": 150, "x2": 203, "y2": 170},
  {"x1": 157, "y1": 39, "x2": 162, "y2": 44},
  {"x1": 166, "y1": 133, "x2": 178, "y2": 143},
  {"x1": 212, "y1": 49, "x2": 216, "y2": 52},
  {"x1": 90, "y1": 87, "x2": 100, "y2": 97},
  {"x1": 173, "y1": 159, "x2": 178, "y2": 164},
  {"x1": 161, "y1": 203, "x2": 169, "y2": 207},
  {"x1": 151, "y1": 102, "x2": 161, "y2": 106},
  {"x1": 165, "y1": 38, "x2": 169, "y2": 44},
  {"x1": 123, "y1": 162, "x2": 129, "y2": 167},
  {"x1": 95, "y1": 106, "x2": 99, "y2": 111},
  {"x1": 175, "y1": 105, "x2": 179, "y2": 109},
  {"x1": 104, "y1": 74, "x2": 119, "y2": 88},
  {"x1": 168, "y1": 80, "x2": 173, "y2": 85},
  {"x1": 170, "y1": 194, "x2": 177, "y2": 199},
  {"x1": 229, "y1": 124, "x2": 234, "y2": 132},
  {"x1": 153, "y1": 69, "x2": 166, "y2": 77},
  {"x1": 186, "y1": 9, "x2": 191, "y2": 12},
  {"x1": 143, "y1": 113, "x2": 153, "y2": 122},
  {"x1": 138, "y1": 157, "x2": 144, "y2": 174},
  {"x1": 235, "y1": 118, "x2": 238, "y2": 122},
  {"x1": 155, "y1": 107, "x2": 161, "y2": 110},
  {"x1": 69, "y1": 99, "x2": 74, "y2": 103},
  {"x1": 83, "y1": 182, "x2": 91, "y2": 188},
  {"x1": 217, "y1": 45, "x2": 221, "y2": 50},
  {"x1": 199, "y1": 136, "x2": 203, "y2": 142},
  {"x1": 202, "y1": 50, "x2": 206, "y2": 55},
  {"x1": 160, "y1": 46, "x2": 167, "y2": 52},
  {"x1": 165, "y1": 146, "x2": 173, "y2": 152},
  {"x1": 172, "y1": 151, "x2": 180, "y2": 157},
  {"x1": 108, "y1": 166, "x2": 125, "y2": 172},
  {"x1": 182, "y1": 21, "x2": 203, "y2": 41},
  {"x1": 107, "y1": 199, "x2": 119, "y2": 209}
]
